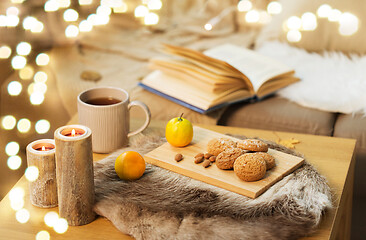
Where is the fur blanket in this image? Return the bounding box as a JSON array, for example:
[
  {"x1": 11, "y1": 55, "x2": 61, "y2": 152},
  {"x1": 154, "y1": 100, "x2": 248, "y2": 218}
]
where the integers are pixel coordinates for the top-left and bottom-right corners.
[
  {"x1": 257, "y1": 41, "x2": 366, "y2": 115},
  {"x1": 93, "y1": 134, "x2": 332, "y2": 240}
]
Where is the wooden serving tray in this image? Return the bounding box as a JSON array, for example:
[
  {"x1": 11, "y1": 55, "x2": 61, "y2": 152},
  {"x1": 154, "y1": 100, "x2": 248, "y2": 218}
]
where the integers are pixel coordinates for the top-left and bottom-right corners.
[{"x1": 144, "y1": 126, "x2": 304, "y2": 198}]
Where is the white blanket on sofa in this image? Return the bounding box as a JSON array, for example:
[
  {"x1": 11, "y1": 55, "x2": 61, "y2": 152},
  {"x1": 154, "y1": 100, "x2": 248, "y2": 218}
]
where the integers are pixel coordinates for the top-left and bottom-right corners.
[{"x1": 256, "y1": 41, "x2": 366, "y2": 115}]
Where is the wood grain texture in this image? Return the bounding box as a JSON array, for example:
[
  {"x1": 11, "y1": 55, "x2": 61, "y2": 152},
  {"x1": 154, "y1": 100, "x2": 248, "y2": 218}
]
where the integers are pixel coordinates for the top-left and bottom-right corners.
[
  {"x1": 54, "y1": 125, "x2": 95, "y2": 226},
  {"x1": 144, "y1": 126, "x2": 304, "y2": 198},
  {"x1": 26, "y1": 140, "x2": 58, "y2": 208}
]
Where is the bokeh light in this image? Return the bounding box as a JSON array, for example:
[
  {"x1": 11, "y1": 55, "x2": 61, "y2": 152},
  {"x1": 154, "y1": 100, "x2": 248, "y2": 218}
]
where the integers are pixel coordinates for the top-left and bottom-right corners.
[
  {"x1": 33, "y1": 82, "x2": 48, "y2": 94},
  {"x1": 147, "y1": 0, "x2": 162, "y2": 10},
  {"x1": 7, "y1": 81, "x2": 22, "y2": 96},
  {"x1": 79, "y1": 0, "x2": 93, "y2": 5},
  {"x1": 23, "y1": 16, "x2": 37, "y2": 30},
  {"x1": 267, "y1": 1, "x2": 282, "y2": 15},
  {"x1": 11, "y1": 56, "x2": 27, "y2": 69},
  {"x1": 286, "y1": 16, "x2": 301, "y2": 30},
  {"x1": 328, "y1": 9, "x2": 342, "y2": 22},
  {"x1": 63, "y1": 9, "x2": 79, "y2": 22},
  {"x1": 317, "y1": 4, "x2": 332, "y2": 18},
  {"x1": 97, "y1": 5, "x2": 112, "y2": 16},
  {"x1": 58, "y1": 0, "x2": 71, "y2": 8},
  {"x1": 0, "y1": 45, "x2": 12, "y2": 59},
  {"x1": 35, "y1": 120, "x2": 51, "y2": 134},
  {"x1": 17, "y1": 118, "x2": 31, "y2": 133},
  {"x1": 44, "y1": 211, "x2": 59, "y2": 227},
  {"x1": 113, "y1": 2, "x2": 128, "y2": 13},
  {"x1": 16, "y1": 42, "x2": 32, "y2": 56},
  {"x1": 36, "y1": 53, "x2": 50, "y2": 66},
  {"x1": 245, "y1": 10, "x2": 260, "y2": 23},
  {"x1": 25, "y1": 166, "x2": 39, "y2": 182},
  {"x1": 30, "y1": 92, "x2": 45, "y2": 105},
  {"x1": 134, "y1": 5, "x2": 148, "y2": 17},
  {"x1": 1, "y1": 115, "x2": 17, "y2": 130},
  {"x1": 53, "y1": 218, "x2": 69, "y2": 234},
  {"x1": 287, "y1": 29, "x2": 302, "y2": 42},
  {"x1": 6, "y1": 15, "x2": 19, "y2": 27},
  {"x1": 204, "y1": 23, "x2": 212, "y2": 31},
  {"x1": 339, "y1": 12, "x2": 359, "y2": 36},
  {"x1": 7, "y1": 155, "x2": 22, "y2": 170},
  {"x1": 19, "y1": 66, "x2": 34, "y2": 80},
  {"x1": 237, "y1": 0, "x2": 252, "y2": 12},
  {"x1": 301, "y1": 12, "x2": 317, "y2": 31},
  {"x1": 34, "y1": 71, "x2": 48, "y2": 83},
  {"x1": 144, "y1": 12, "x2": 159, "y2": 25},
  {"x1": 10, "y1": 197, "x2": 24, "y2": 211},
  {"x1": 11, "y1": 0, "x2": 25, "y2": 3},
  {"x1": 65, "y1": 25, "x2": 79, "y2": 37},
  {"x1": 16, "y1": 209, "x2": 30, "y2": 223},
  {"x1": 44, "y1": 0, "x2": 59, "y2": 12},
  {"x1": 6, "y1": 7, "x2": 19, "y2": 16},
  {"x1": 5, "y1": 141, "x2": 20, "y2": 156},
  {"x1": 31, "y1": 21, "x2": 44, "y2": 33},
  {"x1": 36, "y1": 231, "x2": 50, "y2": 240},
  {"x1": 79, "y1": 20, "x2": 93, "y2": 32}
]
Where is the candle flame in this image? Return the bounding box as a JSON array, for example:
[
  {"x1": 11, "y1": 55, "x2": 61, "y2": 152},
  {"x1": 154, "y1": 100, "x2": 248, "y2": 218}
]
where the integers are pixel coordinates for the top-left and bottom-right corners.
[
  {"x1": 71, "y1": 129, "x2": 76, "y2": 137},
  {"x1": 42, "y1": 146, "x2": 46, "y2": 151}
]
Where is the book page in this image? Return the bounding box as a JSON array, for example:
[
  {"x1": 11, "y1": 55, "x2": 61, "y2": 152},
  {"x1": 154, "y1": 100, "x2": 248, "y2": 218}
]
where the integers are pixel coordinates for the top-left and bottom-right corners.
[{"x1": 204, "y1": 44, "x2": 294, "y2": 92}]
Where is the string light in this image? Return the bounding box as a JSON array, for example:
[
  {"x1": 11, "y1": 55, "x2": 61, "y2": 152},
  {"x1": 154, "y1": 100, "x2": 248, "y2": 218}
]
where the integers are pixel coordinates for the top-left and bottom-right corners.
[
  {"x1": 35, "y1": 120, "x2": 50, "y2": 134},
  {"x1": 286, "y1": 16, "x2": 302, "y2": 30},
  {"x1": 36, "y1": 53, "x2": 50, "y2": 66},
  {"x1": 5, "y1": 141, "x2": 20, "y2": 156},
  {"x1": 134, "y1": 5, "x2": 148, "y2": 17},
  {"x1": 11, "y1": 56, "x2": 27, "y2": 69},
  {"x1": 6, "y1": 7, "x2": 20, "y2": 16},
  {"x1": 147, "y1": 0, "x2": 162, "y2": 10},
  {"x1": 36, "y1": 231, "x2": 50, "y2": 240},
  {"x1": 19, "y1": 66, "x2": 34, "y2": 80},
  {"x1": 301, "y1": 12, "x2": 317, "y2": 31},
  {"x1": 16, "y1": 42, "x2": 32, "y2": 56},
  {"x1": 317, "y1": 4, "x2": 332, "y2": 18},
  {"x1": 25, "y1": 166, "x2": 39, "y2": 182},
  {"x1": 34, "y1": 71, "x2": 48, "y2": 83},
  {"x1": 0, "y1": 45, "x2": 12, "y2": 59},
  {"x1": 44, "y1": 211, "x2": 59, "y2": 227},
  {"x1": 267, "y1": 1, "x2": 282, "y2": 15},
  {"x1": 65, "y1": 25, "x2": 79, "y2": 37},
  {"x1": 237, "y1": 0, "x2": 252, "y2": 12},
  {"x1": 287, "y1": 29, "x2": 302, "y2": 42},
  {"x1": 31, "y1": 21, "x2": 44, "y2": 33},
  {"x1": 144, "y1": 12, "x2": 159, "y2": 25},
  {"x1": 245, "y1": 10, "x2": 260, "y2": 23},
  {"x1": 16, "y1": 209, "x2": 30, "y2": 223},
  {"x1": 54, "y1": 218, "x2": 69, "y2": 234},
  {"x1": 30, "y1": 92, "x2": 45, "y2": 105},
  {"x1": 113, "y1": 2, "x2": 128, "y2": 13},
  {"x1": 2, "y1": 115, "x2": 17, "y2": 130},
  {"x1": 44, "y1": 0, "x2": 59, "y2": 12},
  {"x1": 7, "y1": 81, "x2": 22, "y2": 96},
  {"x1": 58, "y1": 0, "x2": 71, "y2": 8},
  {"x1": 7, "y1": 155, "x2": 22, "y2": 170},
  {"x1": 79, "y1": 0, "x2": 93, "y2": 6},
  {"x1": 328, "y1": 9, "x2": 341, "y2": 22},
  {"x1": 63, "y1": 9, "x2": 79, "y2": 22},
  {"x1": 79, "y1": 20, "x2": 93, "y2": 32},
  {"x1": 17, "y1": 118, "x2": 31, "y2": 133},
  {"x1": 6, "y1": 15, "x2": 19, "y2": 27},
  {"x1": 339, "y1": 12, "x2": 359, "y2": 36}
]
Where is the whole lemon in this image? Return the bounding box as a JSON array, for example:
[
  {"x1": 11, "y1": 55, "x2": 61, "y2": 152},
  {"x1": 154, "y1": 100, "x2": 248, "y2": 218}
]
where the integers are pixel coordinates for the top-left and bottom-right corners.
[
  {"x1": 165, "y1": 114, "x2": 193, "y2": 147},
  {"x1": 115, "y1": 151, "x2": 146, "y2": 180}
]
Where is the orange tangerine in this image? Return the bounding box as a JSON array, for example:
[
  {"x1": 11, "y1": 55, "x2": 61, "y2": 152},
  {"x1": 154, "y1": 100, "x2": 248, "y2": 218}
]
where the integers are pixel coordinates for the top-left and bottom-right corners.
[{"x1": 114, "y1": 151, "x2": 146, "y2": 180}]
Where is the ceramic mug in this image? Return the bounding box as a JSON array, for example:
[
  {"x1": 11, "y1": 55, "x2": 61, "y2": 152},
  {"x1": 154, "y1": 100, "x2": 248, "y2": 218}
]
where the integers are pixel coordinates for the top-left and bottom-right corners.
[{"x1": 77, "y1": 86, "x2": 151, "y2": 153}]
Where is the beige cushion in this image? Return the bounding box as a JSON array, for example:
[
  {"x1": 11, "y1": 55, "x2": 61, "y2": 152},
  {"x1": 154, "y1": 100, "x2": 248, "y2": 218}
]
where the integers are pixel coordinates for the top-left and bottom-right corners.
[
  {"x1": 256, "y1": 0, "x2": 366, "y2": 54},
  {"x1": 219, "y1": 96, "x2": 336, "y2": 136}
]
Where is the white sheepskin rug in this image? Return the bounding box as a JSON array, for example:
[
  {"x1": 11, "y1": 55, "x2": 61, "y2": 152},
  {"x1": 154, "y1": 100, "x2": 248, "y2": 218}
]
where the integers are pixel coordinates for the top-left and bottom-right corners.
[{"x1": 256, "y1": 41, "x2": 366, "y2": 115}]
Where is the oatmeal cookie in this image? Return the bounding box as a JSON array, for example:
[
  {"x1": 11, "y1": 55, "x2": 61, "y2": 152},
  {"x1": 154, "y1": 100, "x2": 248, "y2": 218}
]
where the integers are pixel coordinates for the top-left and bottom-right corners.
[
  {"x1": 216, "y1": 148, "x2": 244, "y2": 170},
  {"x1": 237, "y1": 139, "x2": 268, "y2": 152},
  {"x1": 234, "y1": 153, "x2": 266, "y2": 182},
  {"x1": 207, "y1": 138, "x2": 236, "y2": 156},
  {"x1": 253, "y1": 152, "x2": 276, "y2": 170}
]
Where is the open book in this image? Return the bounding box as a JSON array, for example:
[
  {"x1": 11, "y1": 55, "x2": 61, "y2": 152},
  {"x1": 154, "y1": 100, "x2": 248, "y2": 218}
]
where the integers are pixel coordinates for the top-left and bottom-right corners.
[{"x1": 139, "y1": 44, "x2": 299, "y2": 113}]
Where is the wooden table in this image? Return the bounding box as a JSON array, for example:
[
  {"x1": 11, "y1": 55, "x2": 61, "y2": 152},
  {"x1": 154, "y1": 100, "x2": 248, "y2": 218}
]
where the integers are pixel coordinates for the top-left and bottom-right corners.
[{"x1": 0, "y1": 119, "x2": 356, "y2": 240}]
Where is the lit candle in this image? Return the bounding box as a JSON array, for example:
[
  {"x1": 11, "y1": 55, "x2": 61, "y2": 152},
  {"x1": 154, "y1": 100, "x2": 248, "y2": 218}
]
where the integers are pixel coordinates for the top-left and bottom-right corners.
[
  {"x1": 54, "y1": 124, "x2": 95, "y2": 226},
  {"x1": 26, "y1": 139, "x2": 58, "y2": 208}
]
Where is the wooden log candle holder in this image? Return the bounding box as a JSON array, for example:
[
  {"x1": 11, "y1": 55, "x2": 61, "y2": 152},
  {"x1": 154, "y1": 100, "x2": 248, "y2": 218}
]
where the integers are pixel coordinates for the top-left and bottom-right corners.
[
  {"x1": 26, "y1": 139, "x2": 58, "y2": 208},
  {"x1": 54, "y1": 124, "x2": 95, "y2": 226}
]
